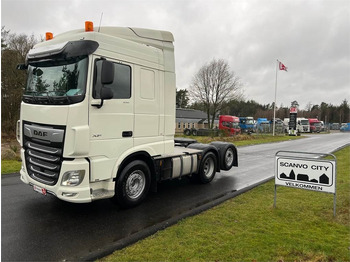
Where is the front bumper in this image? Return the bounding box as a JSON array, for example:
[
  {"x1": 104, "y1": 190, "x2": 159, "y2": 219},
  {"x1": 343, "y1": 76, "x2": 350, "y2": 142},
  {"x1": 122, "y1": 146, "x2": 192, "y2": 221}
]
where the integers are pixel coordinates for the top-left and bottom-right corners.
[{"x1": 20, "y1": 149, "x2": 92, "y2": 203}]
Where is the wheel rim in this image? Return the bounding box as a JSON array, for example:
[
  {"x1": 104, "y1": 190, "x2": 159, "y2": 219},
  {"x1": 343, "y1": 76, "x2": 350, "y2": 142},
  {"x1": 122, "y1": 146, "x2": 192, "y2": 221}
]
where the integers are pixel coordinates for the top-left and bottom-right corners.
[
  {"x1": 203, "y1": 157, "x2": 215, "y2": 178},
  {"x1": 126, "y1": 170, "x2": 146, "y2": 200},
  {"x1": 225, "y1": 148, "x2": 234, "y2": 167}
]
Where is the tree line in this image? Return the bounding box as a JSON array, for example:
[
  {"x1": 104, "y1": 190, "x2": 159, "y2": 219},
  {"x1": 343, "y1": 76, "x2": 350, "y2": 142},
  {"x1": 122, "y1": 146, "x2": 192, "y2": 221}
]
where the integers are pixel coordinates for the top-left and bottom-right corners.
[
  {"x1": 179, "y1": 88, "x2": 349, "y2": 124},
  {"x1": 1, "y1": 28, "x2": 349, "y2": 137},
  {"x1": 1, "y1": 27, "x2": 37, "y2": 135}
]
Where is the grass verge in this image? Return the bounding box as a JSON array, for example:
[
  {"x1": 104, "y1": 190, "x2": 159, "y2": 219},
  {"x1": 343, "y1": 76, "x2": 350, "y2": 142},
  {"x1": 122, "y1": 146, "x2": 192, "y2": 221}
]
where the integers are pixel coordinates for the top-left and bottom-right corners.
[
  {"x1": 1, "y1": 160, "x2": 22, "y2": 175},
  {"x1": 178, "y1": 133, "x2": 304, "y2": 146},
  {"x1": 101, "y1": 146, "x2": 350, "y2": 261}
]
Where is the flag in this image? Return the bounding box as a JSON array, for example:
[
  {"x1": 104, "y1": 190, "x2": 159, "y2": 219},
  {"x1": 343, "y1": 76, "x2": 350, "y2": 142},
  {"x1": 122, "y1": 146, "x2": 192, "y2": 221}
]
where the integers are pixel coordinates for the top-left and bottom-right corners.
[{"x1": 279, "y1": 61, "x2": 288, "y2": 71}]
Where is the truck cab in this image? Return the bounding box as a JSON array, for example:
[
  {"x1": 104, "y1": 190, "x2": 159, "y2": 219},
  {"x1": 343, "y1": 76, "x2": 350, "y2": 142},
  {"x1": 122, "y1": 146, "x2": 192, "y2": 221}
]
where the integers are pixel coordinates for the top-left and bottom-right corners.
[
  {"x1": 308, "y1": 118, "x2": 322, "y2": 133},
  {"x1": 219, "y1": 115, "x2": 241, "y2": 135},
  {"x1": 239, "y1": 117, "x2": 255, "y2": 133},
  {"x1": 297, "y1": 118, "x2": 310, "y2": 133},
  {"x1": 256, "y1": 118, "x2": 270, "y2": 133}
]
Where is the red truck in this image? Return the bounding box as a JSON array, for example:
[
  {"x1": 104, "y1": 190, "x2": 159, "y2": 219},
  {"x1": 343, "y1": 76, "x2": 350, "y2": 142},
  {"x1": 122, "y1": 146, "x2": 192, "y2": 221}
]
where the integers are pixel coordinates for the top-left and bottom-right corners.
[
  {"x1": 308, "y1": 118, "x2": 322, "y2": 133},
  {"x1": 219, "y1": 115, "x2": 241, "y2": 135}
]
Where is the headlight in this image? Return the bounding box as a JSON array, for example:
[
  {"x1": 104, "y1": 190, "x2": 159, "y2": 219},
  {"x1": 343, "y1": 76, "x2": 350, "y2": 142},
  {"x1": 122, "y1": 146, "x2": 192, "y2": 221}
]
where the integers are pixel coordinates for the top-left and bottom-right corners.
[{"x1": 61, "y1": 170, "x2": 85, "y2": 186}]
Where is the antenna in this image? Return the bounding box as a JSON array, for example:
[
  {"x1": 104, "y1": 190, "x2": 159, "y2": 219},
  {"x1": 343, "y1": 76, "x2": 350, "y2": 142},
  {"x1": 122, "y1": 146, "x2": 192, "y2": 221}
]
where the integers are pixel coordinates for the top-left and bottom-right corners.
[{"x1": 98, "y1": 12, "x2": 103, "y2": 32}]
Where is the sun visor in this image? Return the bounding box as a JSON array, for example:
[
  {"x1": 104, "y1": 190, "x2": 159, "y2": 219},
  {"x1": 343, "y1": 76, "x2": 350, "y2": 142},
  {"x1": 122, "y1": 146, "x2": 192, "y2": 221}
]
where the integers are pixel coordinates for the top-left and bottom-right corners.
[{"x1": 27, "y1": 40, "x2": 99, "y2": 64}]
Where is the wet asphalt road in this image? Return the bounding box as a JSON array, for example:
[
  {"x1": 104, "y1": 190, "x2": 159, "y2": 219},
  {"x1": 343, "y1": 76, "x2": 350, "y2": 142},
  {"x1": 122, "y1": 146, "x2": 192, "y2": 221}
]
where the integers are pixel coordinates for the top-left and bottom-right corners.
[{"x1": 2, "y1": 132, "x2": 349, "y2": 261}]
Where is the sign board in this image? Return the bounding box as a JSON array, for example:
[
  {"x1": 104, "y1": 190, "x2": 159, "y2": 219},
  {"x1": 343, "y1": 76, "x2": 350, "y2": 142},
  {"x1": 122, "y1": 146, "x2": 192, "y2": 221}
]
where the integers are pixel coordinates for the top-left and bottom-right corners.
[
  {"x1": 276, "y1": 157, "x2": 335, "y2": 193},
  {"x1": 289, "y1": 113, "x2": 297, "y2": 129},
  {"x1": 274, "y1": 151, "x2": 337, "y2": 216},
  {"x1": 290, "y1": 107, "x2": 297, "y2": 113}
]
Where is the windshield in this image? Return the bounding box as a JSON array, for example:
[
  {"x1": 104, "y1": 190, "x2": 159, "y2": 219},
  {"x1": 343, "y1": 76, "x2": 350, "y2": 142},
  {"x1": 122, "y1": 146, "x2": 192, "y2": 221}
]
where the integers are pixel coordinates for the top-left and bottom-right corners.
[
  {"x1": 246, "y1": 119, "x2": 254, "y2": 125},
  {"x1": 300, "y1": 120, "x2": 309, "y2": 125},
  {"x1": 23, "y1": 56, "x2": 88, "y2": 105},
  {"x1": 232, "y1": 122, "x2": 240, "y2": 128}
]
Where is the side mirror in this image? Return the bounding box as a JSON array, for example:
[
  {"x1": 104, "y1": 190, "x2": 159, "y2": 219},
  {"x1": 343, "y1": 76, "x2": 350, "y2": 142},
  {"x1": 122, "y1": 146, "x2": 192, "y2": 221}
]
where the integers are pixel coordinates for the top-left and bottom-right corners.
[
  {"x1": 95, "y1": 87, "x2": 113, "y2": 109},
  {"x1": 93, "y1": 60, "x2": 115, "y2": 109},
  {"x1": 101, "y1": 60, "x2": 114, "y2": 85},
  {"x1": 101, "y1": 87, "x2": 113, "y2": 100}
]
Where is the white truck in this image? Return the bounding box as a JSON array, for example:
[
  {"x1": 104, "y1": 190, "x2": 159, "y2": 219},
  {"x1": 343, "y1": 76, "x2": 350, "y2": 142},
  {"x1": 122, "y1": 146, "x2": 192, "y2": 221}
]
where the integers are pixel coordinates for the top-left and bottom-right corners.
[
  {"x1": 297, "y1": 117, "x2": 310, "y2": 133},
  {"x1": 284, "y1": 117, "x2": 310, "y2": 134},
  {"x1": 16, "y1": 22, "x2": 238, "y2": 208}
]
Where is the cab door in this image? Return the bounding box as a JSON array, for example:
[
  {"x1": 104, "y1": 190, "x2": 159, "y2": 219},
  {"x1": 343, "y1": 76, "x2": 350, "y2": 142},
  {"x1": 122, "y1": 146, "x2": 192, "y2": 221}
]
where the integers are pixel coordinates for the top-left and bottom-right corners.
[{"x1": 88, "y1": 57, "x2": 134, "y2": 181}]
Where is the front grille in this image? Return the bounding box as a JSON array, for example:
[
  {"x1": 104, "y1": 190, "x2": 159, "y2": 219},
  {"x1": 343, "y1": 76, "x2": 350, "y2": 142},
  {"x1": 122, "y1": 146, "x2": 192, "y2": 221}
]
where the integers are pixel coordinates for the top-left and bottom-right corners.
[{"x1": 23, "y1": 122, "x2": 65, "y2": 185}]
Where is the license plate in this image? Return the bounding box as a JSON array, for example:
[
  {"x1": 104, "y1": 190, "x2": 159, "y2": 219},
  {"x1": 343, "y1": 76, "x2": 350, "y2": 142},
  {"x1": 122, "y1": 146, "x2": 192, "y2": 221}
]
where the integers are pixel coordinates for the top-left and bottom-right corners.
[{"x1": 33, "y1": 185, "x2": 47, "y2": 196}]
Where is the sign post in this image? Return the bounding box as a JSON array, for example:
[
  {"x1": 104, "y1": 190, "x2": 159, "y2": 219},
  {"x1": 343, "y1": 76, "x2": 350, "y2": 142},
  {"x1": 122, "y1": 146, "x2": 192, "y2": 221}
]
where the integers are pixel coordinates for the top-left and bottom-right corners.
[
  {"x1": 289, "y1": 101, "x2": 298, "y2": 136},
  {"x1": 274, "y1": 151, "x2": 337, "y2": 217}
]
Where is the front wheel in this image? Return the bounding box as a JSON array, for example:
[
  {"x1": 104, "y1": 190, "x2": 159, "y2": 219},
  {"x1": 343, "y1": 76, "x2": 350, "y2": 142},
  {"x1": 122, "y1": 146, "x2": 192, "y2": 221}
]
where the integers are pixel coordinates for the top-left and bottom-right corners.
[{"x1": 113, "y1": 160, "x2": 151, "y2": 208}]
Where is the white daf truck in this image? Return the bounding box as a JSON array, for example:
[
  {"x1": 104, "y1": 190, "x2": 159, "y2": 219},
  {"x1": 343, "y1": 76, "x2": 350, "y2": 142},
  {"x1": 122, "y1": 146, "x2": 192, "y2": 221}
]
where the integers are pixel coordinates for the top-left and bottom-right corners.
[
  {"x1": 297, "y1": 117, "x2": 310, "y2": 133},
  {"x1": 17, "y1": 22, "x2": 238, "y2": 208}
]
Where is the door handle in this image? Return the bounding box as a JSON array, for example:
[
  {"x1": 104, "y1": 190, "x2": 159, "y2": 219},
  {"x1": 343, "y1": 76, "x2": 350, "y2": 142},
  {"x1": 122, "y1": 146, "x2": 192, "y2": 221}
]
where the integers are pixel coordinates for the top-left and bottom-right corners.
[{"x1": 122, "y1": 131, "x2": 133, "y2": 137}]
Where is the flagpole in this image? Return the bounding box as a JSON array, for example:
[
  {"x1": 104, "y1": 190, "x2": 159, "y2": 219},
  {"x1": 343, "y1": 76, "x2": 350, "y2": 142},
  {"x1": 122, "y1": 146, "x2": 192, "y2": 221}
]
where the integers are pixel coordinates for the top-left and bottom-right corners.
[{"x1": 273, "y1": 60, "x2": 278, "y2": 136}]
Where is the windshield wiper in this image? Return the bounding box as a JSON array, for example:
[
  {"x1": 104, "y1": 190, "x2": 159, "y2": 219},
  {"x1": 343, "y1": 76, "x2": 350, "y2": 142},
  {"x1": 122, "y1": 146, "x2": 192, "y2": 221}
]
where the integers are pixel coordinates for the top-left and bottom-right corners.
[{"x1": 23, "y1": 91, "x2": 38, "y2": 103}]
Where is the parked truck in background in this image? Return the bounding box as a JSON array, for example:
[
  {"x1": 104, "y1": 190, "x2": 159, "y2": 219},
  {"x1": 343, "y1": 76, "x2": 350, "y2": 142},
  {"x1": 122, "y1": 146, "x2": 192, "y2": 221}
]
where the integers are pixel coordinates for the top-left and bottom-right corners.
[
  {"x1": 239, "y1": 117, "x2": 255, "y2": 133},
  {"x1": 297, "y1": 117, "x2": 310, "y2": 133},
  {"x1": 340, "y1": 123, "x2": 350, "y2": 132},
  {"x1": 218, "y1": 115, "x2": 241, "y2": 136},
  {"x1": 283, "y1": 118, "x2": 290, "y2": 133},
  {"x1": 308, "y1": 118, "x2": 322, "y2": 133},
  {"x1": 320, "y1": 121, "x2": 325, "y2": 132},
  {"x1": 184, "y1": 115, "x2": 240, "y2": 136},
  {"x1": 256, "y1": 118, "x2": 270, "y2": 133},
  {"x1": 16, "y1": 22, "x2": 238, "y2": 208}
]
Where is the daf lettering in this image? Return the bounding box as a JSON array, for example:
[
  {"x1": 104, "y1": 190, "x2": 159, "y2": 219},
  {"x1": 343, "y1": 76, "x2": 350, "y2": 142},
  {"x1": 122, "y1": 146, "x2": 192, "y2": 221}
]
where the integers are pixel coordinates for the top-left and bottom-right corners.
[{"x1": 34, "y1": 130, "x2": 48, "y2": 137}]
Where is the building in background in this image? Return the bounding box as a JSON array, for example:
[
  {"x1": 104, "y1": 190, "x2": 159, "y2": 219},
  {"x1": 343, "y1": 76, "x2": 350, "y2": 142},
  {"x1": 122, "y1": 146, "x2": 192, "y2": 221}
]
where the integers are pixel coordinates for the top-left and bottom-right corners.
[{"x1": 176, "y1": 108, "x2": 207, "y2": 134}]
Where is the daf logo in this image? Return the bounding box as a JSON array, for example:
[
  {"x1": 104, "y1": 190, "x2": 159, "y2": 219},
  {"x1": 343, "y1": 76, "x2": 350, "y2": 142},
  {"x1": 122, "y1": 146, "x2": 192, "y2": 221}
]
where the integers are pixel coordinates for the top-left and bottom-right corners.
[{"x1": 34, "y1": 130, "x2": 48, "y2": 137}]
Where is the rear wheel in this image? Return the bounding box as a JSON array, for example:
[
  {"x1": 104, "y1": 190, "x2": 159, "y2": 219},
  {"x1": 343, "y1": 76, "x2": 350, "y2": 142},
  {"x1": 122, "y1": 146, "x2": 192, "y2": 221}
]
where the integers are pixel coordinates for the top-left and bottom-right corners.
[
  {"x1": 113, "y1": 160, "x2": 151, "y2": 208},
  {"x1": 184, "y1": 129, "x2": 191, "y2": 136},
  {"x1": 224, "y1": 147, "x2": 234, "y2": 169},
  {"x1": 210, "y1": 142, "x2": 236, "y2": 170},
  {"x1": 198, "y1": 152, "x2": 217, "y2": 184}
]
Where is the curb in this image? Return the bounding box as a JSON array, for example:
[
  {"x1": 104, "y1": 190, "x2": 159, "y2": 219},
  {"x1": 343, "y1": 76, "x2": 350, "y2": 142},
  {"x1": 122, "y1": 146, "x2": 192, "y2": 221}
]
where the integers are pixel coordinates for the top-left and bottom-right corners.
[{"x1": 1, "y1": 172, "x2": 20, "y2": 177}]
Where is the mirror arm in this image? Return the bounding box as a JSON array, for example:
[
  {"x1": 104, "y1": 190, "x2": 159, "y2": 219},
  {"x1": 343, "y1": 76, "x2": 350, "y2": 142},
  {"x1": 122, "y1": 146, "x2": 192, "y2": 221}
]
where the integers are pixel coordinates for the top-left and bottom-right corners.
[
  {"x1": 97, "y1": 99, "x2": 104, "y2": 109},
  {"x1": 92, "y1": 99, "x2": 104, "y2": 109}
]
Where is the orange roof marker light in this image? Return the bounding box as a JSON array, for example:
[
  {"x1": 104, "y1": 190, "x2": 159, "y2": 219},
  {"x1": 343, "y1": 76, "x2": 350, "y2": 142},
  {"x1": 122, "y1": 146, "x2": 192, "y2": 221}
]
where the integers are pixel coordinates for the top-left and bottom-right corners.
[
  {"x1": 85, "y1": 21, "x2": 94, "y2": 32},
  {"x1": 46, "y1": 32, "x2": 53, "y2": 41}
]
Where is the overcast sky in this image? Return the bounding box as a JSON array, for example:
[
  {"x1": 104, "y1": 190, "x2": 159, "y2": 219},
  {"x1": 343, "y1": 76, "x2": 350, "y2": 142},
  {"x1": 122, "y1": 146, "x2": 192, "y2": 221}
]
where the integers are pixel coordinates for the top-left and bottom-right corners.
[{"x1": 2, "y1": 0, "x2": 349, "y2": 109}]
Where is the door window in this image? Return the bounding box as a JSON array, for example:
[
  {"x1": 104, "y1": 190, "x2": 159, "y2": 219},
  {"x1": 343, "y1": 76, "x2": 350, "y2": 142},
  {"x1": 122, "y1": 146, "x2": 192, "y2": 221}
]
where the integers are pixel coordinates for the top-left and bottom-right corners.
[{"x1": 93, "y1": 60, "x2": 131, "y2": 99}]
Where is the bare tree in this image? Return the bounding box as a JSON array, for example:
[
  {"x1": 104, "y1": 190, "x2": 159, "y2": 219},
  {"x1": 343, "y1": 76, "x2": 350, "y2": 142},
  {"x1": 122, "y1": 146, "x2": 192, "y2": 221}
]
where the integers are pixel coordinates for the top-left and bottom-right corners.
[{"x1": 189, "y1": 59, "x2": 242, "y2": 128}]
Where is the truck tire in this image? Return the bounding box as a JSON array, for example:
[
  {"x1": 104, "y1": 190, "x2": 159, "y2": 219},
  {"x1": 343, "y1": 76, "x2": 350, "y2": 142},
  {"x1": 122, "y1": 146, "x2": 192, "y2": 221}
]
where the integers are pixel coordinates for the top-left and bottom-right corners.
[
  {"x1": 223, "y1": 147, "x2": 235, "y2": 169},
  {"x1": 210, "y1": 142, "x2": 237, "y2": 170},
  {"x1": 184, "y1": 129, "x2": 191, "y2": 136},
  {"x1": 113, "y1": 160, "x2": 151, "y2": 208},
  {"x1": 198, "y1": 151, "x2": 217, "y2": 184},
  {"x1": 191, "y1": 129, "x2": 198, "y2": 136}
]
